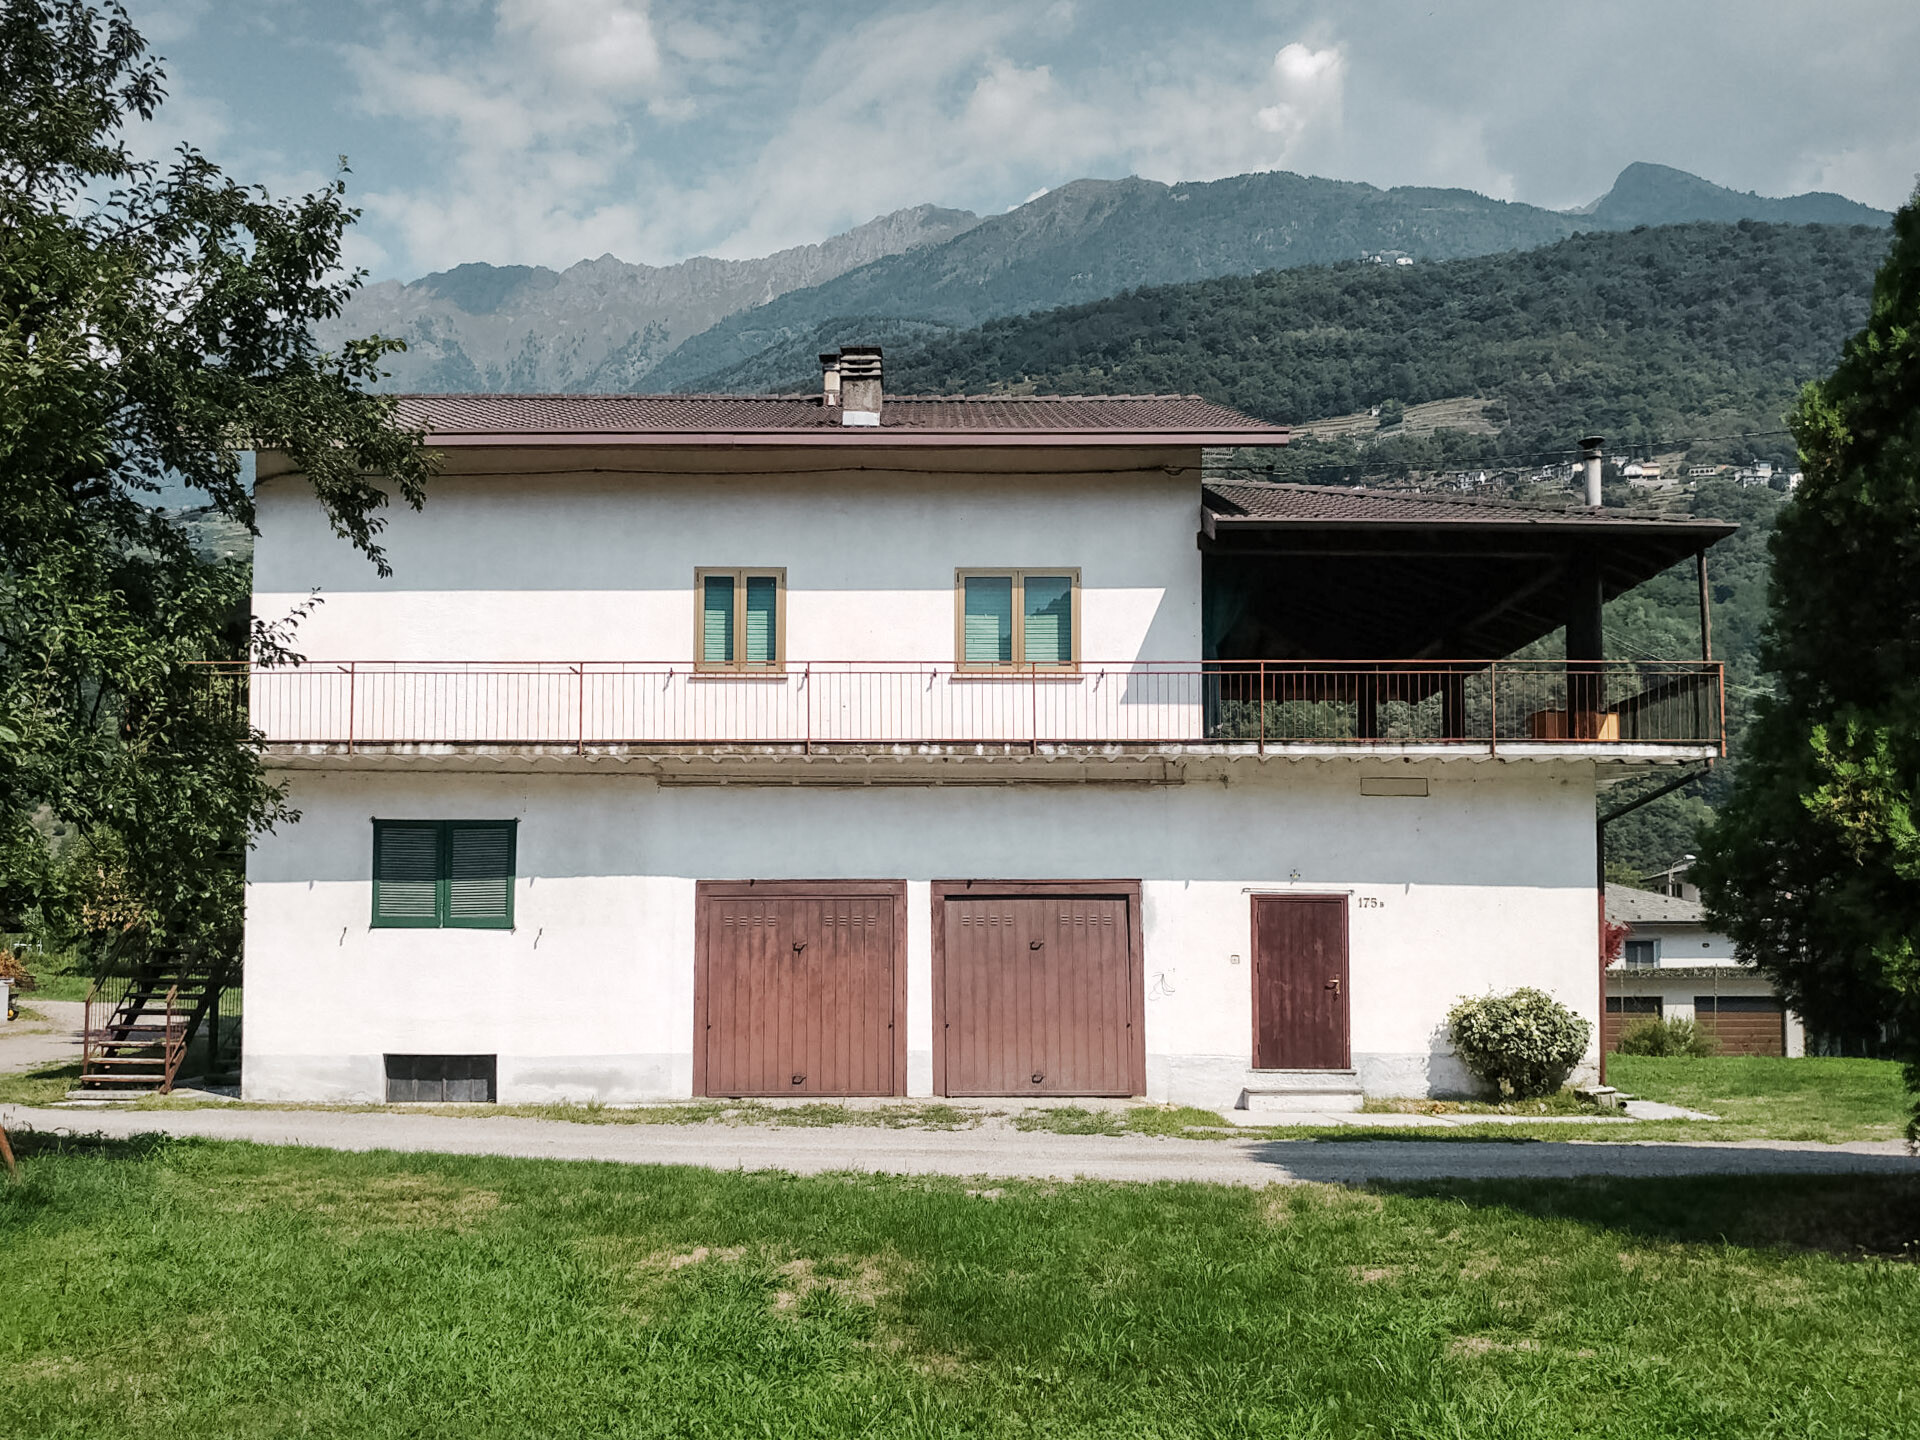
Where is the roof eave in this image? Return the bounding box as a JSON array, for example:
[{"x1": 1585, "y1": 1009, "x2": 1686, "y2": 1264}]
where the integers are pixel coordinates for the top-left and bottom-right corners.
[
  {"x1": 417, "y1": 429, "x2": 1291, "y2": 448},
  {"x1": 1204, "y1": 513, "x2": 1738, "y2": 538}
]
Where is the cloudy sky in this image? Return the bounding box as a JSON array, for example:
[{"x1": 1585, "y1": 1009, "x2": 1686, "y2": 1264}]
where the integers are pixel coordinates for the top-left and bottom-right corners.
[{"x1": 127, "y1": 0, "x2": 1920, "y2": 282}]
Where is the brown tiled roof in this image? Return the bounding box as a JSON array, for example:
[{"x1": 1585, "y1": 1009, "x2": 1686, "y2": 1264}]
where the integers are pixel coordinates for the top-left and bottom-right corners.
[
  {"x1": 394, "y1": 393, "x2": 1290, "y2": 447},
  {"x1": 1204, "y1": 481, "x2": 1737, "y2": 533}
]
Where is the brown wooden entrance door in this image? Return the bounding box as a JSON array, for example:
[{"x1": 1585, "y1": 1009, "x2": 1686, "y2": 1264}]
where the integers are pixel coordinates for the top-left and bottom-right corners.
[
  {"x1": 936, "y1": 886, "x2": 1143, "y2": 1096},
  {"x1": 696, "y1": 882, "x2": 905, "y2": 1097},
  {"x1": 1252, "y1": 896, "x2": 1350, "y2": 1069}
]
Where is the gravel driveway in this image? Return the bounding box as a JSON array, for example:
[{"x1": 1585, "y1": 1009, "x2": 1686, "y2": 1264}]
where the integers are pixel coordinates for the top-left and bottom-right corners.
[{"x1": 3, "y1": 1103, "x2": 1913, "y2": 1185}]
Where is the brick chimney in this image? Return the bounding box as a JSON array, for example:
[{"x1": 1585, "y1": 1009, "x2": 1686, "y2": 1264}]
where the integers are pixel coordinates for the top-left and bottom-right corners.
[
  {"x1": 819, "y1": 351, "x2": 841, "y2": 407},
  {"x1": 838, "y1": 345, "x2": 882, "y2": 426}
]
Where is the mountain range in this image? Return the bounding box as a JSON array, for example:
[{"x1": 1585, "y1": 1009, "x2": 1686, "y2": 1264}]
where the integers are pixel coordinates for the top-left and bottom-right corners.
[{"x1": 317, "y1": 162, "x2": 1888, "y2": 397}]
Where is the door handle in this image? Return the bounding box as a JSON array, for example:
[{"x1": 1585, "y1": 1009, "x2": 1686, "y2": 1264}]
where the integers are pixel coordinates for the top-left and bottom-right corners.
[
  {"x1": 1029, "y1": 940, "x2": 1044, "y2": 950},
  {"x1": 792, "y1": 941, "x2": 807, "y2": 954},
  {"x1": 1325, "y1": 977, "x2": 1341, "y2": 993}
]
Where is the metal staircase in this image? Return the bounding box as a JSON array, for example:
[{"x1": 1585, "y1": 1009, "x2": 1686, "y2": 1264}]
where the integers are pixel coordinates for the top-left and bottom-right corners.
[{"x1": 80, "y1": 957, "x2": 231, "y2": 1095}]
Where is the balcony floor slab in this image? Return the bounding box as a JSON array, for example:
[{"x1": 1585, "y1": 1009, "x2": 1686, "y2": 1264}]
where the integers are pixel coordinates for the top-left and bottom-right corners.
[{"x1": 259, "y1": 740, "x2": 1716, "y2": 781}]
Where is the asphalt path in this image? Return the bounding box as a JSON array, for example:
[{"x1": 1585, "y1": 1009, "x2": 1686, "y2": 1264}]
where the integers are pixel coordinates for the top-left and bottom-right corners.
[{"x1": 3, "y1": 1104, "x2": 1914, "y2": 1185}]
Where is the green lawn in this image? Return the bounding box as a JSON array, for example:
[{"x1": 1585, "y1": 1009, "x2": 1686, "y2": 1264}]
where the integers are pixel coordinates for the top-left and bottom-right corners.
[
  {"x1": 1, "y1": 1137, "x2": 1915, "y2": 1439},
  {"x1": 7, "y1": 971, "x2": 94, "y2": 1003},
  {"x1": 1603, "y1": 1055, "x2": 1915, "y2": 1143},
  {"x1": 1, "y1": 1054, "x2": 1909, "y2": 1145}
]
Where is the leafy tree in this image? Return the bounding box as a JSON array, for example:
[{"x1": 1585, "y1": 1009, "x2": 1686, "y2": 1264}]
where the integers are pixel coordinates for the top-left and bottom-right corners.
[
  {"x1": 1694, "y1": 191, "x2": 1920, "y2": 1132},
  {"x1": 0, "y1": 1, "x2": 433, "y2": 970}
]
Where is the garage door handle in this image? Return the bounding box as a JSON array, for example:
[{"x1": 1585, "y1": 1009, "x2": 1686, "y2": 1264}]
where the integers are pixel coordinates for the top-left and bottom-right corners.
[
  {"x1": 792, "y1": 942, "x2": 807, "y2": 954},
  {"x1": 1031, "y1": 1072, "x2": 1045, "y2": 1084},
  {"x1": 1325, "y1": 977, "x2": 1341, "y2": 992},
  {"x1": 791, "y1": 1074, "x2": 806, "y2": 1085},
  {"x1": 1030, "y1": 940, "x2": 1044, "y2": 950}
]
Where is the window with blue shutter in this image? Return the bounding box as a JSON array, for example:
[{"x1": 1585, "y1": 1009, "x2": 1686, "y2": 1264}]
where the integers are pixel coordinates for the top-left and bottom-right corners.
[
  {"x1": 371, "y1": 820, "x2": 516, "y2": 929},
  {"x1": 958, "y1": 570, "x2": 1079, "y2": 670},
  {"x1": 744, "y1": 575, "x2": 778, "y2": 665},
  {"x1": 1022, "y1": 575, "x2": 1073, "y2": 667},
  {"x1": 963, "y1": 575, "x2": 1014, "y2": 666},
  {"x1": 696, "y1": 569, "x2": 784, "y2": 671}
]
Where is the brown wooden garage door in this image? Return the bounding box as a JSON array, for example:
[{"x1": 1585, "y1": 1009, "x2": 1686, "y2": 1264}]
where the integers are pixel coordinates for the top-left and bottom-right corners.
[
  {"x1": 696, "y1": 882, "x2": 906, "y2": 1097},
  {"x1": 934, "y1": 882, "x2": 1144, "y2": 1097},
  {"x1": 1696, "y1": 996, "x2": 1786, "y2": 1056},
  {"x1": 1603, "y1": 995, "x2": 1663, "y2": 1053}
]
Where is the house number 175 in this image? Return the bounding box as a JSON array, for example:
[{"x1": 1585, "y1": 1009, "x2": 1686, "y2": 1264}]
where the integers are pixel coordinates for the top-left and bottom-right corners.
[{"x1": 1356, "y1": 897, "x2": 1385, "y2": 909}]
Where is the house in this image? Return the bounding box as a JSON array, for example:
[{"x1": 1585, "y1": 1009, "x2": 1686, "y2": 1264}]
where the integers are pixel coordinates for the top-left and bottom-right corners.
[
  {"x1": 236, "y1": 349, "x2": 1732, "y2": 1109},
  {"x1": 1604, "y1": 885, "x2": 1803, "y2": 1056}
]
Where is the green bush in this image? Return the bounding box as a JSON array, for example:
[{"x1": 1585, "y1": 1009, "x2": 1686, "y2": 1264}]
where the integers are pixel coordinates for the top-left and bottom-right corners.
[
  {"x1": 1615, "y1": 1015, "x2": 1717, "y2": 1057},
  {"x1": 1447, "y1": 988, "x2": 1593, "y2": 1099}
]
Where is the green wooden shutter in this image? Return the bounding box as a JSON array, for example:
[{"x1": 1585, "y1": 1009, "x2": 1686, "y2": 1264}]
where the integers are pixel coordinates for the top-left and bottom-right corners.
[
  {"x1": 1023, "y1": 575, "x2": 1073, "y2": 666},
  {"x1": 702, "y1": 575, "x2": 735, "y2": 664},
  {"x1": 744, "y1": 575, "x2": 778, "y2": 665},
  {"x1": 446, "y1": 822, "x2": 515, "y2": 929},
  {"x1": 372, "y1": 822, "x2": 442, "y2": 928},
  {"x1": 963, "y1": 575, "x2": 1013, "y2": 666}
]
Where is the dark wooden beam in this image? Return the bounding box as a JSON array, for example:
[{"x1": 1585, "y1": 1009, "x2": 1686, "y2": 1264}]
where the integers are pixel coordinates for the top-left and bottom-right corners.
[
  {"x1": 1698, "y1": 550, "x2": 1713, "y2": 661},
  {"x1": 1567, "y1": 550, "x2": 1605, "y2": 662}
]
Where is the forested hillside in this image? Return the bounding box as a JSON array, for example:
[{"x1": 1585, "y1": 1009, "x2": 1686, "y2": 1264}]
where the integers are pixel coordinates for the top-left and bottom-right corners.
[
  {"x1": 889, "y1": 222, "x2": 1887, "y2": 475},
  {"x1": 880, "y1": 222, "x2": 1884, "y2": 877},
  {"x1": 656, "y1": 168, "x2": 1887, "y2": 394}
]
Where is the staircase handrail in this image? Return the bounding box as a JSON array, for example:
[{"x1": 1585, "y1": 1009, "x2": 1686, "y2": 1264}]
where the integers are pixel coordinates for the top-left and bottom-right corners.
[
  {"x1": 82, "y1": 977, "x2": 103, "y2": 1074},
  {"x1": 160, "y1": 985, "x2": 185, "y2": 1094}
]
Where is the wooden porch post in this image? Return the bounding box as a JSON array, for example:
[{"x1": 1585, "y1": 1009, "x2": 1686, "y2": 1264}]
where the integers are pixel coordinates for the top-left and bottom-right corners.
[
  {"x1": 1566, "y1": 548, "x2": 1606, "y2": 739},
  {"x1": 1697, "y1": 550, "x2": 1713, "y2": 661}
]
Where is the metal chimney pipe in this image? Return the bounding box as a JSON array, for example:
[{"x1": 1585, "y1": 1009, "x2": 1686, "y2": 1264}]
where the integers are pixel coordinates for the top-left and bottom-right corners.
[{"x1": 1579, "y1": 435, "x2": 1604, "y2": 507}]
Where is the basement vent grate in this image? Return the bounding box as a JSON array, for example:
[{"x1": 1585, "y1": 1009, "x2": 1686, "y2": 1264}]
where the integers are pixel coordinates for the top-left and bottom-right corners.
[{"x1": 384, "y1": 1053, "x2": 497, "y2": 1103}]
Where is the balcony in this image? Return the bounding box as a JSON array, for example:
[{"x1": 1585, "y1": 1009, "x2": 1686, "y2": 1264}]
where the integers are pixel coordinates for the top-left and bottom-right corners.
[{"x1": 212, "y1": 659, "x2": 1724, "y2": 762}]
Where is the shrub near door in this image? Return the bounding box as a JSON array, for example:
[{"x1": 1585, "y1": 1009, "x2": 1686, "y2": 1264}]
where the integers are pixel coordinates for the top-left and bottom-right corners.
[{"x1": 1447, "y1": 988, "x2": 1592, "y2": 1098}]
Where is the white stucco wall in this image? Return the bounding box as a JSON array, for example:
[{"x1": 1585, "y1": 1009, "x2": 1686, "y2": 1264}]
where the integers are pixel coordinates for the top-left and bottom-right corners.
[
  {"x1": 243, "y1": 756, "x2": 1605, "y2": 1106},
  {"x1": 252, "y1": 448, "x2": 1202, "y2": 667},
  {"x1": 1619, "y1": 922, "x2": 1740, "y2": 966}
]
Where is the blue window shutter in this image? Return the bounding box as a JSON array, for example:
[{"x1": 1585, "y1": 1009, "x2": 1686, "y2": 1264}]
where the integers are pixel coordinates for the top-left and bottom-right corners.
[
  {"x1": 446, "y1": 822, "x2": 515, "y2": 929},
  {"x1": 1023, "y1": 575, "x2": 1073, "y2": 665},
  {"x1": 964, "y1": 576, "x2": 1013, "y2": 666},
  {"x1": 373, "y1": 823, "x2": 442, "y2": 927},
  {"x1": 744, "y1": 575, "x2": 778, "y2": 665},
  {"x1": 702, "y1": 575, "x2": 735, "y2": 664}
]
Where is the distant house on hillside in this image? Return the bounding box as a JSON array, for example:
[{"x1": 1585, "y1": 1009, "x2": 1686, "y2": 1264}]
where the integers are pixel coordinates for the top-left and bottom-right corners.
[{"x1": 1605, "y1": 885, "x2": 1803, "y2": 1057}]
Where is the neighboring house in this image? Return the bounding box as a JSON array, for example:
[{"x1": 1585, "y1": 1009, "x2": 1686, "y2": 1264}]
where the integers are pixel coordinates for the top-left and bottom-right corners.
[
  {"x1": 1605, "y1": 885, "x2": 1804, "y2": 1056},
  {"x1": 238, "y1": 349, "x2": 1732, "y2": 1108}
]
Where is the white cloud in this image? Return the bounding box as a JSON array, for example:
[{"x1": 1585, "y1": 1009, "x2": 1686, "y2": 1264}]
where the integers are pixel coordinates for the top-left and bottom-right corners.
[
  {"x1": 1255, "y1": 43, "x2": 1344, "y2": 143},
  {"x1": 497, "y1": 0, "x2": 661, "y2": 97}
]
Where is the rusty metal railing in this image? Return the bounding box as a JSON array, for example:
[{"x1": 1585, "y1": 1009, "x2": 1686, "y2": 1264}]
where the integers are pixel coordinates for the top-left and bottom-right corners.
[{"x1": 199, "y1": 659, "x2": 1724, "y2": 752}]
